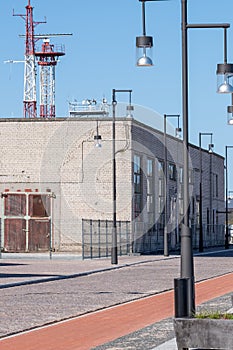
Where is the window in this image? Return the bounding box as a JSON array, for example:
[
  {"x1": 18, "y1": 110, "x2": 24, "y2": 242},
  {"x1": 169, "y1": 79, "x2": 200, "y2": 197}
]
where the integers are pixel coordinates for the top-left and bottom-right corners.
[
  {"x1": 158, "y1": 160, "x2": 164, "y2": 178},
  {"x1": 179, "y1": 167, "x2": 183, "y2": 183},
  {"x1": 178, "y1": 184, "x2": 184, "y2": 216},
  {"x1": 196, "y1": 198, "x2": 200, "y2": 225},
  {"x1": 147, "y1": 158, "x2": 153, "y2": 177},
  {"x1": 168, "y1": 163, "x2": 176, "y2": 180},
  {"x1": 4, "y1": 194, "x2": 26, "y2": 217},
  {"x1": 133, "y1": 155, "x2": 142, "y2": 219},
  {"x1": 189, "y1": 169, "x2": 193, "y2": 184},
  {"x1": 29, "y1": 195, "x2": 50, "y2": 217},
  {"x1": 147, "y1": 158, "x2": 154, "y2": 224},
  {"x1": 158, "y1": 160, "x2": 164, "y2": 215},
  {"x1": 213, "y1": 173, "x2": 218, "y2": 198}
]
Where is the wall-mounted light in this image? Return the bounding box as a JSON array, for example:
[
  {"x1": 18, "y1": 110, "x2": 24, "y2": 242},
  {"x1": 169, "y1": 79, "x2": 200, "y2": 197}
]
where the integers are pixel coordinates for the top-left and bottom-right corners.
[
  {"x1": 94, "y1": 121, "x2": 102, "y2": 148},
  {"x1": 94, "y1": 134, "x2": 102, "y2": 148}
]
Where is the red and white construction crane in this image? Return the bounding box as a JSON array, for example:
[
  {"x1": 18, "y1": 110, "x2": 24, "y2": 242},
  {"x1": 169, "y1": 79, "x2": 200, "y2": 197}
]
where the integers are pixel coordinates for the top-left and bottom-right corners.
[{"x1": 13, "y1": 0, "x2": 46, "y2": 118}]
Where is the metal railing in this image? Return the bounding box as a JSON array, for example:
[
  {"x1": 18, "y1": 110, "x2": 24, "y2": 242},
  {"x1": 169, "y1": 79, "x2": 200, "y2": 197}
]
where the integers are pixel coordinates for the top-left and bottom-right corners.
[
  {"x1": 133, "y1": 223, "x2": 226, "y2": 254},
  {"x1": 82, "y1": 220, "x2": 226, "y2": 259},
  {"x1": 82, "y1": 219, "x2": 131, "y2": 259},
  {"x1": 192, "y1": 224, "x2": 225, "y2": 249}
]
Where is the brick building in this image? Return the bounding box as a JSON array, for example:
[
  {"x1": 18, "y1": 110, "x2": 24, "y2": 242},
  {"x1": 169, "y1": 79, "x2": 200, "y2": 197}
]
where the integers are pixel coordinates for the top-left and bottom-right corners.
[{"x1": 0, "y1": 112, "x2": 225, "y2": 255}]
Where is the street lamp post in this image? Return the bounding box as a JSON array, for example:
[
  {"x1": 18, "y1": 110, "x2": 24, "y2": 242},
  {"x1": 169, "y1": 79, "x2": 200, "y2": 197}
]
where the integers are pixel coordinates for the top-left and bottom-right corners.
[
  {"x1": 164, "y1": 114, "x2": 181, "y2": 257},
  {"x1": 136, "y1": 0, "x2": 233, "y2": 316},
  {"x1": 111, "y1": 89, "x2": 133, "y2": 265},
  {"x1": 225, "y1": 146, "x2": 233, "y2": 250},
  {"x1": 198, "y1": 133, "x2": 214, "y2": 253}
]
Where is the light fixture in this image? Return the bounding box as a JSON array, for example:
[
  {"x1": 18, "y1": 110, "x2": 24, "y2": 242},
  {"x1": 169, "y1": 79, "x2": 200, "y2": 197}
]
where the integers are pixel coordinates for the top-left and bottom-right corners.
[
  {"x1": 227, "y1": 94, "x2": 233, "y2": 124},
  {"x1": 216, "y1": 27, "x2": 233, "y2": 93},
  {"x1": 175, "y1": 127, "x2": 182, "y2": 138},
  {"x1": 94, "y1": 134, "x2": 102, "y2": 148},
  {"x1": 227, "y1": 105, "x2": 233, "y2": 124},
  {"x1": 126, "y1": 90, "x2": 134, "y2": 117},
  {"x1": 217, "y1": 63, "x2": 233, "y2": 93},
  {"x1": 94, "y1": 120, "x2": 102, "y2": 148},
  {"x1": 208, "y1": 143, "x2": 214, "y2": 153},
  {"x1": 136, "y1": 1, "x2": 153, "y2": 67},
  {"x1": 126, "y1": 104, "x2": 134, "y2": 117}
]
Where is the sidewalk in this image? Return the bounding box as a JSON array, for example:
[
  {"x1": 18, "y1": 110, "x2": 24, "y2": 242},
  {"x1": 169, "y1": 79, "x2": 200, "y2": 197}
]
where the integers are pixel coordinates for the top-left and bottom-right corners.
[
  {"x1": 0, "y1": 249, "x2": 233, "y2": 349},
  {"x1": 0, "y1": 252, "x2": 179, "y2": 288}
]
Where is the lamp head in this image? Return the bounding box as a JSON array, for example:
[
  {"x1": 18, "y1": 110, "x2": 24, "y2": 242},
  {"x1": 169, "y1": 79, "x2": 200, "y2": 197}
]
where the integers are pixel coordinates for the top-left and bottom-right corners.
[
  {"x1": 94, "y1": 134, "x2": 102, "y2": 148},
  {"x1": 126, "y1": 104, "x2": 134, "y2": 117},
  {"x1": 216, "y1": 63, "x2": 233, "y2": 93},
  {"x1": 227, "y1": 105, "x2": 233, "y2": 125},
  {"x1": 175, "y1": 127, "x2": 182, "y2": 138},
  {"x1": 208, "y1": 143, "x2": 214, "y2": 153},
  {"x1": 136, "y1": 35, "x2": 153, "y2": 67}
]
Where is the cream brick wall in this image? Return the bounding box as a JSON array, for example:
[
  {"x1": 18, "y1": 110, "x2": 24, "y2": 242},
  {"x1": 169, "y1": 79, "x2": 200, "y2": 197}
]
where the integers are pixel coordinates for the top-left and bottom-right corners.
[{"x1": 0, "y1": 117, "x2": 225, "y2": 252}]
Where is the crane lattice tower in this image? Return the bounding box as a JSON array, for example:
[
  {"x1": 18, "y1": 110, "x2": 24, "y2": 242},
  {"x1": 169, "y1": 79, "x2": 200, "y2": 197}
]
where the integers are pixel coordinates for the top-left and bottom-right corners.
[
  {"x1": 35, "y1": 39, "x2": 65, "y2": 118},
  {"x1": 14, "y1": 0, "x2": 45, "y2": 118}
]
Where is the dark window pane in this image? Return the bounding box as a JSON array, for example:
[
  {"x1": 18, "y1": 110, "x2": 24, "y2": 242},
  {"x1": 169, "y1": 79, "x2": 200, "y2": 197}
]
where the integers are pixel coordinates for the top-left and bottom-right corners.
[{"x1": 29, "y1": 195, "x2": 50, "y2": 217}]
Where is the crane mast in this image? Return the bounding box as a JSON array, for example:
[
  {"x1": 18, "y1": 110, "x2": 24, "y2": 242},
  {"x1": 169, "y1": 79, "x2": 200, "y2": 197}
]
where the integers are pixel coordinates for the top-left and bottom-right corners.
[
  {"x1": 35, "y1": 39, "x2": 65, "y2": 118},
  {"x1": 13, "y1": 0, "x2": 45, "y2": 118}
]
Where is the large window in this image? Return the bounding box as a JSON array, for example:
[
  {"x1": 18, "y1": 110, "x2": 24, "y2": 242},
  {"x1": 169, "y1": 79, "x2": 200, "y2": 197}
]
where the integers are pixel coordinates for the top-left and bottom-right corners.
[{"x1": 133, "y1": 154, "x2": 142, "y2": 219}]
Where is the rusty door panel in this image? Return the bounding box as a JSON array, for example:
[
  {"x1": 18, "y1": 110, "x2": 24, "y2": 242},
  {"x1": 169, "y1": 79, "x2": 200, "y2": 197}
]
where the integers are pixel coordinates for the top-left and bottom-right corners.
[
  {"x1": 4, "y1": 219, "x2": 26, "y2": 252},
  {"x1": 28, "y1": 220, "x2": 50, "y2": 251},
  {"x1": 4, "y1": 194, "x2": 26, "y2": 216}
]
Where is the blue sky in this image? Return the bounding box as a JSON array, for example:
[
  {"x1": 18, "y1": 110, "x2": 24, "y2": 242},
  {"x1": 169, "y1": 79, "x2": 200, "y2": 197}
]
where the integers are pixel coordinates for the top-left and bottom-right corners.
[{"x1": 1, "y1": 0, "x2": 233, "y2": 188}]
